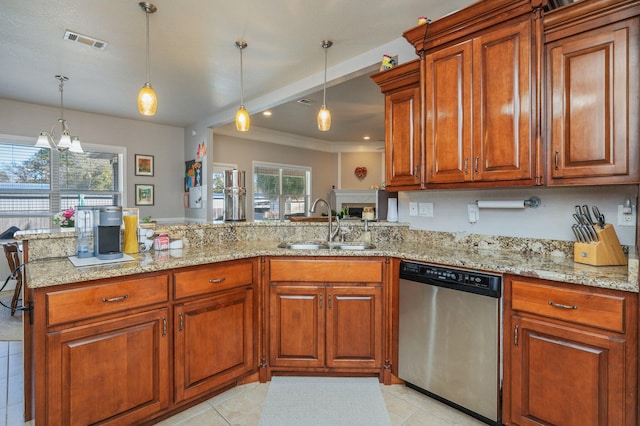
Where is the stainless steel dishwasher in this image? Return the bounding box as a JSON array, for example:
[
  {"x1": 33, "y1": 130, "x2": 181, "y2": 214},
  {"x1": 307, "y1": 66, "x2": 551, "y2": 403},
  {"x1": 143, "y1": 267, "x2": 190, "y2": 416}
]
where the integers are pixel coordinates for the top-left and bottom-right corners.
[{"x1": 398, "y1": 260, "x2": 502, "y2": 425}]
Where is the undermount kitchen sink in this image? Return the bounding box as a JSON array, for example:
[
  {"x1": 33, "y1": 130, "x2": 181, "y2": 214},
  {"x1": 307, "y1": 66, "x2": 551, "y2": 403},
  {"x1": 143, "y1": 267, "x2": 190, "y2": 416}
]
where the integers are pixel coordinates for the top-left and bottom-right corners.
[{"x1": 277, "y1": 241, "x2": 375, "y2": 250}]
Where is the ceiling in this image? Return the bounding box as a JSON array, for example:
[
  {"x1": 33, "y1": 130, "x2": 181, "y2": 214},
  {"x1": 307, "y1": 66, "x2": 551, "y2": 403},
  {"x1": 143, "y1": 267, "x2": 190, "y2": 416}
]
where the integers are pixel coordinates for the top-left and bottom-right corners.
[{"x1": 0, "y1": 0, "x2": 475, "y2": 146}]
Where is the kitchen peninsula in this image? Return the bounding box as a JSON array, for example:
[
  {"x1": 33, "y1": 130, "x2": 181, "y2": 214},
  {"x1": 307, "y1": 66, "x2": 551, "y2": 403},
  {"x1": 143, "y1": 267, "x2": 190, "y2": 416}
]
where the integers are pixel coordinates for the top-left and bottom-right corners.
[{"x1": 16, "y1": 221, "x2": 638, "y2": 425}]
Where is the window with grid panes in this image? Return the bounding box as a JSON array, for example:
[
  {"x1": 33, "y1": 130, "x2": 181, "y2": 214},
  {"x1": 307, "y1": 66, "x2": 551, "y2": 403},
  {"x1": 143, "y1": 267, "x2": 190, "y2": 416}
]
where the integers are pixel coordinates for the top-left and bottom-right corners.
[
  {"x1": 253, "y1": 162, "x2": 311, "y2": 221},
  {"x1": 0, "y1": 135, "x2": 123, "y2": 232}
]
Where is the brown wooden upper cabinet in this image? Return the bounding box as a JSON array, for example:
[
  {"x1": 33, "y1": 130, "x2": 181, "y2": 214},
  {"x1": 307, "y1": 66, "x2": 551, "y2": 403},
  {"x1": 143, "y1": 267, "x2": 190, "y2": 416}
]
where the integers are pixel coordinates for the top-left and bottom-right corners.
[
  {"x1": 424, "y1": 20, "x2": 536, "y2": 186},
  {"x1": 371, "y1": 60, "x2": 422, "y2": 191},
  {"x1": 544, "y1": 0, "x2": 640, "y2": 185}
]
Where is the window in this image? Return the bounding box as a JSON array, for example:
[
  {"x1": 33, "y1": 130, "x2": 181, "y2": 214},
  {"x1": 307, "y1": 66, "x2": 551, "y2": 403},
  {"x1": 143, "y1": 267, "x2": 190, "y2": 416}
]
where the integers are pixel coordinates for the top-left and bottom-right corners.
[
  {"x1": 211, "y1": 162, "x2": 237, "y2": 221},
  {"x1": 0, "y1": 135, "x2": 123, "y2": 231},
  {"x1": 253, "y1": 162, "x2": 311, "y2": 221}
]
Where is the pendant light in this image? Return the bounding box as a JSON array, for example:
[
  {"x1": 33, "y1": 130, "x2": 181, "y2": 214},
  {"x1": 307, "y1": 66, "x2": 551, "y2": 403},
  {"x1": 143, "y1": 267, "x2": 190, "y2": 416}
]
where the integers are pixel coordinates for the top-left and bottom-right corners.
[
  {"x1": 137, "y1": 2, "x2": 158, "y2": 116},
  {"x1": 35, "y1": 75, "x2": 83, "y2": 153},
  {"x1": 317, "y1": 40, "x2": 333, "y2": 131},
  {"x1": 235, "y1": 41, "x2": 250, "y2": 132}
]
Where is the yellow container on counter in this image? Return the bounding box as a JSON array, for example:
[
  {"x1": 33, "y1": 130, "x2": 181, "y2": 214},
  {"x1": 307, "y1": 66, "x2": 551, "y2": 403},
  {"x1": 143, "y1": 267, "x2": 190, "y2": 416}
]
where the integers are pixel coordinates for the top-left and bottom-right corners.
[{"x1": 123, "y1": 208, "x2": 139, "y2": 254}]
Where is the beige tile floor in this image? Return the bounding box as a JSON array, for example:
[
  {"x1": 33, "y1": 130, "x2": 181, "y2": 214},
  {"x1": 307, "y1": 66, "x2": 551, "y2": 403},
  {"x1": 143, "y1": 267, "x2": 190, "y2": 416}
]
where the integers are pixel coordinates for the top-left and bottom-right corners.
[
  {"x1": 6, "y1": 344, "x2": 484, "y2": 426},
  {"x1": 155, "y1": 380, "x2": 487, "y2": 426}
]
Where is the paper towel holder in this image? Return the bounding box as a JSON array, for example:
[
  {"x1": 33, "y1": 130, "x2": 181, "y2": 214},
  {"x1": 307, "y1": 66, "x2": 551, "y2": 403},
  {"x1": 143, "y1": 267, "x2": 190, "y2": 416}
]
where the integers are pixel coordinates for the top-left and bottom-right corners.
[{"x1": 476, "y1": 196, "x2": 541, "y2": 209}]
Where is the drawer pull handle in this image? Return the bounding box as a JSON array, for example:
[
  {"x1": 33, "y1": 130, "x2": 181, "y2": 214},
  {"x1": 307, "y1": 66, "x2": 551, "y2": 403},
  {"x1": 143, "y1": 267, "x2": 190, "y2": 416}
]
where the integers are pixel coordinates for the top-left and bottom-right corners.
[
  {"x1": 208, "y1": 277, "x2": 226, "y2": 284},
  {"x1": 102, "y1": 294, "x2": 129, "y2": 303},
  {"x1": 548, "y1": 301, "x2": 577, "y2": 310}
]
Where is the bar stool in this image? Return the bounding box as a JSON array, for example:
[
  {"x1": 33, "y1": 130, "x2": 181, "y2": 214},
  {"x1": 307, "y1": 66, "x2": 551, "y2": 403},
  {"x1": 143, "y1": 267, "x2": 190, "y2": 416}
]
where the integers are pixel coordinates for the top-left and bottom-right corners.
[{"x1": 3, "y1": 242, "x2": 22, "y2": 316}]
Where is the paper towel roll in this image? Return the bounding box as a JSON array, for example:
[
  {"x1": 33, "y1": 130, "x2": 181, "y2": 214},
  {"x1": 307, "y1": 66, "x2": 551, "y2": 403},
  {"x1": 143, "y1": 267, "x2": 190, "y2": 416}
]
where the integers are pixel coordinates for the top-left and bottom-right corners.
[
  {"x1": 387, "y1": 198, "x2": 398, "y2": 222},
  {"x1": 477, "y1": 200, "x2": 525, "y2": 209}
]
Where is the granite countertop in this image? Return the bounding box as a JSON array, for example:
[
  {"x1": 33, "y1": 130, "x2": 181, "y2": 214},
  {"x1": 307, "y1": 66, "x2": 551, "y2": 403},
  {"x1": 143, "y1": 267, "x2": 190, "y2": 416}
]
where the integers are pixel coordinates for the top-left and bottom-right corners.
[{"x1": 24, "y1": 239, "x2": 638, "y2": 292}]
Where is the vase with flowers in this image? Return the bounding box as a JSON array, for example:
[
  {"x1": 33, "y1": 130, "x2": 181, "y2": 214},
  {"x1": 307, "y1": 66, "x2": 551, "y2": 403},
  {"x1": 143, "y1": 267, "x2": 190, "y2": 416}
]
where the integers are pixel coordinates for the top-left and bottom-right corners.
[{"x1": 53, "y1": 208, "x2": 76, "y2": 229}]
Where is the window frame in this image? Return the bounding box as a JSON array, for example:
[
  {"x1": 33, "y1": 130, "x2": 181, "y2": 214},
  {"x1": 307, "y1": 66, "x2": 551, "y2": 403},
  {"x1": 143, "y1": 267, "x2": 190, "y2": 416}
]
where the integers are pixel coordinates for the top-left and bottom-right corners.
[{"x1": 252, "y1": 160, "x2": 311, "y2": 221}]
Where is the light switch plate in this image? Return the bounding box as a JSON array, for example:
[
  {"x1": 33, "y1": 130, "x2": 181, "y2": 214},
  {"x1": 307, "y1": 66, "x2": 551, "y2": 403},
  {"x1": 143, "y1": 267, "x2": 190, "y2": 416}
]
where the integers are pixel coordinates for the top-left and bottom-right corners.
[
  {"x1": 419, "y1": 202, "x2": 434, "y2": 217},
  {"x1": 409, "y1": 202, "x2": 418, "y2": 216}
]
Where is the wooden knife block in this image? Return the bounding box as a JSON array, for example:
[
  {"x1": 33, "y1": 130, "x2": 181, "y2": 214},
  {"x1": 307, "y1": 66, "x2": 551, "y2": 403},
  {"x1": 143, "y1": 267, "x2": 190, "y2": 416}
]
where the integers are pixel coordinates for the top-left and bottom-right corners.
[{"x1": 573, "y1": 223, "x2": 627, "y2": 266}]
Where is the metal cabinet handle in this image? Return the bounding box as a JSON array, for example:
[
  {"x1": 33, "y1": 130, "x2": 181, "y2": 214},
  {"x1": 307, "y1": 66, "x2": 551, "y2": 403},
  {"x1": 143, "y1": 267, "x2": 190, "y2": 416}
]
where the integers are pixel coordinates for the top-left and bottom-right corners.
[
  {"x1": 328, "y1": 294, "x2": 332, "y2": 309},
  {"x1": 319, "y1": 294, "x2": 323, "y2": 309},
  {"x1": 208, "y1": 277, "x2": 226, "y2": 284},
  {"x1": 179, "y1": 312, "x2": 184, "y2": 331},
  {"x1": 474, "y1": 156, "x2": 479, "y2": 174},
  {"x1": 514, "y1": 325, "x2": 519, "y2": 347},
  {"x1": 102, "y1": 294, "x2": 128, "y2": 303},
  {"x1": 554, "y1": 151, "x2": 559, "y2": 170},
  {"x1": 162, "y1": 317, "x2": 167, "y2": 336},
  {"x1": 464, "y1": 158, "x2": 469, "y2": 175},
  {"x1": 548, "y1": 301, "x2": 577, "y2": 310},
  {"x1": 414, "y1": 165, "x2": 420, "y2": 179}
]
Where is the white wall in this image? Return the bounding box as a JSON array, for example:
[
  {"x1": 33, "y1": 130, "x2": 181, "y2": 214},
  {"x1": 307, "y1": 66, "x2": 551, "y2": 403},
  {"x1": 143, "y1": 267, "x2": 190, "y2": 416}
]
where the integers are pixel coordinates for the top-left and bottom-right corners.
[
  {"x1": 339, "y1": 152, "x2": 384, "y2": 189},
  {"x1": 0, "y1": 98, "x2": 186, "y2": 221},
  {"x1": 397, "y1": 185, "x2": 638, "y2": 246}
]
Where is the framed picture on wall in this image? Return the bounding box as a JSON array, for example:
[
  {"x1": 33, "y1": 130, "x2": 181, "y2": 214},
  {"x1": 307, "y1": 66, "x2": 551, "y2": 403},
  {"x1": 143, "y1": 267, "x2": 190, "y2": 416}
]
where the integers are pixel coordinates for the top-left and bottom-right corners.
[
  {"x1": 135, "y1": 154, "x2": 154, "y2": 176},
  {"x1": 135, "y1": 184, "x2": 154, "y2": 206}
]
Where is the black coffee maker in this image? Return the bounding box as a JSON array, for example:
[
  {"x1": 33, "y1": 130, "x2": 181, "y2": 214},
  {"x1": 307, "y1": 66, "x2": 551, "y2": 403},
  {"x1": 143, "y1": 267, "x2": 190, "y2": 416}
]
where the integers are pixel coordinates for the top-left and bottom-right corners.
[{"x1": 94, "y1": 206, "x2": 123, "y2": 260}]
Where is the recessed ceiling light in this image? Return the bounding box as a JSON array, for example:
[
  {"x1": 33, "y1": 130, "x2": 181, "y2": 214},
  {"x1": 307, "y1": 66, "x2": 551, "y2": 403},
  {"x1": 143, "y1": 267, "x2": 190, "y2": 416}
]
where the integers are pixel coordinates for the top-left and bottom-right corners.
[
  {"x1": 263, "y1": 111, "x2": 272, "y2": 116},
  {"x1": 363, "y1": 136, "x2": 370, "y2": 140}
]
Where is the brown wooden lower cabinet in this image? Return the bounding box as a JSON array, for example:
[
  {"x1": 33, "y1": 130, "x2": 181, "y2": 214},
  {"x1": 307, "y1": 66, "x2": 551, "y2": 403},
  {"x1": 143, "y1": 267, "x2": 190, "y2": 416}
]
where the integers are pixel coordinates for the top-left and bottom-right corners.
[
  {"x1": 45, "y1": 308, "x2": 170, "y2": 425},
  {"x1": 502, "y1": 275, "x2": 638, "y2": 426},
  {"x1": 266, "y1": 257, "x2": 386, "y2": 379},
  {"x1": 31, "y1": 259, "x2": 259, "y2": 425},
  {"x1": 174, "y1": 286, "x2": 255, "y2": 402}
]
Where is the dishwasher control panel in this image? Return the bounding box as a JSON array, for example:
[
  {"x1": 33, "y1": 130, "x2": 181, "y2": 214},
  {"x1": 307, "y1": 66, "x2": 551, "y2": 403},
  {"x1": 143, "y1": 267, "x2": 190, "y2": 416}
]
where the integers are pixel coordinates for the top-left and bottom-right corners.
[{"x1": 400, "y1": 261, "x2": 501, "y2": 297}]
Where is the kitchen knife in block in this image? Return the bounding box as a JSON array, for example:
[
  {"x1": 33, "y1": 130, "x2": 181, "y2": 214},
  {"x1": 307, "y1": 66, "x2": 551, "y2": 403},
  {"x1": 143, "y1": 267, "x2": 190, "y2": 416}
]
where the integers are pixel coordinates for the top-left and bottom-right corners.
[{"x1": 573, "y1": 223, "x2": 627, "y2": 266}]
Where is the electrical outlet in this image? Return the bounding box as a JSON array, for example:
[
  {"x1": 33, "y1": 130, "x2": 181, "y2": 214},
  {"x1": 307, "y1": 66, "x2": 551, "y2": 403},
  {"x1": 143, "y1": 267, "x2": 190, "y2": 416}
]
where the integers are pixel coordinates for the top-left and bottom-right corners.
[
  {"x1": 409, "y1": 202, "x2": 418, "y2": 216},
  {"x1": 617, "y1": 205, "x2": 636, "y2": 227},
  {"x1": 467, "y1": 204, "x2": 479, "y2": 223},
  {"x1": 419, "y1": 202, "x2": 434, "y2": 217}
]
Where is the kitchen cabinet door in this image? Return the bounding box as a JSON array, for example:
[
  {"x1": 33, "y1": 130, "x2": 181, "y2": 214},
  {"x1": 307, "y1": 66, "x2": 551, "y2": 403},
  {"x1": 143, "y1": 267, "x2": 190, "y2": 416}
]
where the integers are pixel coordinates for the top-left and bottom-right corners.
[
  {"x1": 371, "y1": 60, "x2": 422, "y2": 191},
  {"x1": 325, "y1": 286, "x2": 383, "y2": 369},
  {"x1": 473, "y1": 20, "x2": 533, "y2": 182},
  {"x1": 508, "y1": 315, "x2": 627, "y2": 425},
  {"x1": 546, "y1": 16, "x2": 639, "y2": 185},
  {"x1": 269, "y1": 285, "x2": 325, "y2": 368},
  {"x1": 425, "y1": 20, "x2": 534, "y2": 186},
  {"x1": 174, "y1": 287, "x2": 255, "y2": 403},
  {"x1": 45, "y1": 308, "x2": 169, "y2": 426},
  {"x1": 425, "y1": 40, "x2": 472, "y2": 184}
]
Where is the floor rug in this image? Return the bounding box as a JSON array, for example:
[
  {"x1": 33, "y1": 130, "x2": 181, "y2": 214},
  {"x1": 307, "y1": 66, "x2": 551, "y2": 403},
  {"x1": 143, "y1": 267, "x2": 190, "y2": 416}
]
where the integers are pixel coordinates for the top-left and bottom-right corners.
[
  {"x1": 259, "y1": 376, "x2": 391, "y2": 426},
  {"x1": 0, "y1": 290, "x2": 22, "y2": 341}
]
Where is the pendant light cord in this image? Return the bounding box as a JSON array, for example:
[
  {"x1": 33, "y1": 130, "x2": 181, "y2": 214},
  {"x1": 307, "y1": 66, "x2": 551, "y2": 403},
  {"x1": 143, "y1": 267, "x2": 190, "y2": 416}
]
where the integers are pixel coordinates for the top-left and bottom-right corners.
[
  {"x1": 240, "y1": 46, "x2": 244, "y2": 106},
  {"x1": 322, "y1": 46, "x2": 327, "y2": 106},
  {"x1": 145, "y1": 11, "x2": 150, "y2": 83},
  {"x1": 58, "y1": 77, "x2": 65, "y2": 122}
]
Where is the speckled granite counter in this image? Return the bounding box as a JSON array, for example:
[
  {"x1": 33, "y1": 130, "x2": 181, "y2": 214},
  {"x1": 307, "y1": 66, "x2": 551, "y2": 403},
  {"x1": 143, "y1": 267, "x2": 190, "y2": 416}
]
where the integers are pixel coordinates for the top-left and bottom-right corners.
[{"x1": 15, "y1": 222, "x2": 638, "y2": 292}]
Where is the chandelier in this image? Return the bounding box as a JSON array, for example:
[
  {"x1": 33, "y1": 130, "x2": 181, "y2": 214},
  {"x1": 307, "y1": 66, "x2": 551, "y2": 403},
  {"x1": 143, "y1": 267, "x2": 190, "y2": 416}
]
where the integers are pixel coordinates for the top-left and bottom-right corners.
[{"x1": 35, "y1": 75, "x2": 83, "y2": 153}]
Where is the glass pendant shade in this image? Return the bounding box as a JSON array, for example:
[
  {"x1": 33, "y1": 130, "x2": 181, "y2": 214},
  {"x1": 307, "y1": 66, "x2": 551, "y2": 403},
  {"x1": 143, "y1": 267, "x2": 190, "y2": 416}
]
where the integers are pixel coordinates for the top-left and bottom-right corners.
[
  {"x1": 57, "y1": 131, "x2": 72, "y2": 149},
  {"x1": 138, "y1": 82, "x2": 158, "y2": 116},
  {"x1": 236, "y1": 105, "x2": 250, "y2": 132},
  {"x1": 69, "y1": 137, "x2": 84, "y2": 153},
  {"x1": 317, "y1": 105, "x2": 331, "y2": 131},
  {"x1": 35, "y1": 133, "x2": 51, "y2": 149}
]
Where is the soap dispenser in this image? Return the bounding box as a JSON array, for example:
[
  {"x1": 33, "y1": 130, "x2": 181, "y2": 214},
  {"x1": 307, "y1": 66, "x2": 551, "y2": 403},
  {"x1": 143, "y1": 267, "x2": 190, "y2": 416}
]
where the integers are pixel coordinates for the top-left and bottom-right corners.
[{"x1": 362, "y1": 219, "x2": 371, "y2": 243}]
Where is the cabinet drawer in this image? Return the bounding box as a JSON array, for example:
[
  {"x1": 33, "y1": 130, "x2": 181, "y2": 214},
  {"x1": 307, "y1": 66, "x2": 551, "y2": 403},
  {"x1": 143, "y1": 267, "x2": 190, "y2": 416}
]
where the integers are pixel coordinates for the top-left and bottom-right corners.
[
  {"x1": 511, "y1": 279, "x2": 626, "y2": 333},
  {"x1": 270, "y1": 258, "x2": 383, "y2": 283},
  {"x1": 46, "y1": 274, "x2": 169, "y2": 326},
  {"x1": 174, "y1": 260, "x2": 254, "y2": 299}
]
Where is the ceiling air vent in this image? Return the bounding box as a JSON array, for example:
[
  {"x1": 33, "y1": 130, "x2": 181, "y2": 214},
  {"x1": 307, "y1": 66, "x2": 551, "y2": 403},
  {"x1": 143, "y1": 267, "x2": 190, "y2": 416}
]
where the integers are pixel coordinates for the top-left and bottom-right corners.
[
  {"x1": 297, "y1": 98, "x2": 314, "y2": 106},
  {"x1": 63, "y1": 30, "x2": 108, "y2": 50}
]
